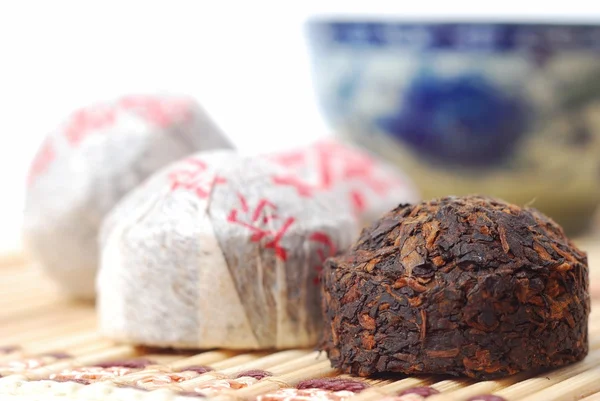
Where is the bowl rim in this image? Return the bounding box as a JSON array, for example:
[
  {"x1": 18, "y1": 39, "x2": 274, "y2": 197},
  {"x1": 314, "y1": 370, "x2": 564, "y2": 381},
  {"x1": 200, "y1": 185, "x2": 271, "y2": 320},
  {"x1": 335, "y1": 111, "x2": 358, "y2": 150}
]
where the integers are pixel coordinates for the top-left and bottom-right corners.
[
  {"x1": 305, "y1": 18, "x2": 600, "y2": 27},
  {"x1": 301, "y1": 3, "x2": 600, "y2": 25}
]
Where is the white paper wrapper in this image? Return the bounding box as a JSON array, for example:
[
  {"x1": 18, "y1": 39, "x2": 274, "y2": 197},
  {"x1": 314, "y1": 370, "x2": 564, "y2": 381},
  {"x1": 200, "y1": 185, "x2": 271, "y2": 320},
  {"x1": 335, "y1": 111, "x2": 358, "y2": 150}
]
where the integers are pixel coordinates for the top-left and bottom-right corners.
[
  {"x1": 264, "y1": 139, "x2": 420, "y2": 227},
  {"x1": 98, "y1": 150, "x2": 357, "y2": 349},
  {"x1": 23, "y1": 94, "x2": 233, "y2": 299}
]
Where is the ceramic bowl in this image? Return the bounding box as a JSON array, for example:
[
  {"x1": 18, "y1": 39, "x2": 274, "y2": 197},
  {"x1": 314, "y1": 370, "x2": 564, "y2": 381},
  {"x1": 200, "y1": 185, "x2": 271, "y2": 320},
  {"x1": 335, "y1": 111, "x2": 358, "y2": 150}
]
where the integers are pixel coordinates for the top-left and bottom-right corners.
[{"x1": 306, "y1": 21, "x2": 600, "y2": 232}]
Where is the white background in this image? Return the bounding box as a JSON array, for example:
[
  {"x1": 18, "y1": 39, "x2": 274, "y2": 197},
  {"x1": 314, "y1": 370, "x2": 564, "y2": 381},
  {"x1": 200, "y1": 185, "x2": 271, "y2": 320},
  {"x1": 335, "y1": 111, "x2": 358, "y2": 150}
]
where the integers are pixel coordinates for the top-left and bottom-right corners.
[{"x1": 1, "y1": 1, "x2": 599, "y2": 252}]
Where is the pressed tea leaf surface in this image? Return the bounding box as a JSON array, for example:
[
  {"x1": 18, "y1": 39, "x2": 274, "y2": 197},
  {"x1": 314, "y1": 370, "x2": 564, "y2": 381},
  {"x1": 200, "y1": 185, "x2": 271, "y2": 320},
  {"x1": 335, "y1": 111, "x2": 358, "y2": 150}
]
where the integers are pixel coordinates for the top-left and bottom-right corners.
[{"x1": 322, "y1": 196, "x2": 589, "y2": 379}]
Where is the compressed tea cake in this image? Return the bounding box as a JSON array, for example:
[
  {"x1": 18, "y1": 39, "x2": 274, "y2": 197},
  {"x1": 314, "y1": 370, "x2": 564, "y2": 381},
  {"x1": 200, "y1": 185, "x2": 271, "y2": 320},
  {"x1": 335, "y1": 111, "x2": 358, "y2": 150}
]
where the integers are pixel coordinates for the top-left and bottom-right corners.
[
  {"x1": 98, "y1": 150, "x2": 357, "y2": 349},
  {"x1": 322, "y1": 195, "x2": 589, "y2": 379},
  {"x1": 23, "y1": 94, "x2": 232, "y2": 299},
  {"x1": 265, "y1": 139, "x2": 419, "y2": 226}
]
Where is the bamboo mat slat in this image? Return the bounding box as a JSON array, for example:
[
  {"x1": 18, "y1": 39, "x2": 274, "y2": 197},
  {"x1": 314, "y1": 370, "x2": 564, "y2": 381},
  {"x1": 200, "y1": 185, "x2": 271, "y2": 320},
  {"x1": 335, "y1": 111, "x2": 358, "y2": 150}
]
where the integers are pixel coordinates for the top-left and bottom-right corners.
[{"x1": 1, "y1": 251, "x2": 600, "y2": 401}]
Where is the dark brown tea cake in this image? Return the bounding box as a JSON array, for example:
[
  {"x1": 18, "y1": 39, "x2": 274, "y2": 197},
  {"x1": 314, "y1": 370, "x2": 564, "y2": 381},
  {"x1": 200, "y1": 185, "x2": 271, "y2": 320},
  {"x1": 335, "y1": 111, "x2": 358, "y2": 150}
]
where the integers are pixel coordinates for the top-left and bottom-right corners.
[{"x1": 321, "y1": 195, "x2": 589, "y2": 379}]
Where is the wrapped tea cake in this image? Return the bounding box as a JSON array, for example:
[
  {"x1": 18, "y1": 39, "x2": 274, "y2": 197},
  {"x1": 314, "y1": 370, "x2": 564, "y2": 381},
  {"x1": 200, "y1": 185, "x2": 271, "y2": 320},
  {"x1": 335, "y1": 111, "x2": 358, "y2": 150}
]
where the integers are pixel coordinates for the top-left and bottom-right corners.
[
  {"x1": 98, "y1": 150, "x2": 357, "y2": 349},
  {"x1": 322, "y1": 195, "x2": 589, "y2": 379},
  {"x1": 265, "y1": 139, "x2": 419, "y2": 226},
  {"x1": 23, "y1": 94, "x2": 232, "y2": 299}
]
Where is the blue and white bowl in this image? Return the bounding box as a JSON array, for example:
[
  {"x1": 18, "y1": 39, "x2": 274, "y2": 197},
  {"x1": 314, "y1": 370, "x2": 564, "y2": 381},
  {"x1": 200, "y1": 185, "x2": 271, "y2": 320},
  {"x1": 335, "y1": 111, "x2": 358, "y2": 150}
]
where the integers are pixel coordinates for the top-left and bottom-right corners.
[{"x1": 306, "y1": 20, "x2": 600, "y2": 232}]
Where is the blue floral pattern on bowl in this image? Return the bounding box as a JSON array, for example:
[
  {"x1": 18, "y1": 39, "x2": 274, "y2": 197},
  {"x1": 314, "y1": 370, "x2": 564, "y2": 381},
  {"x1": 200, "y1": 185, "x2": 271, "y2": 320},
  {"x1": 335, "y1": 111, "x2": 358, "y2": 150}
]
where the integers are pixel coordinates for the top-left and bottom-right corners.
[{"x1": 377, "y1": 72, "x2": 528, "y2": 167}]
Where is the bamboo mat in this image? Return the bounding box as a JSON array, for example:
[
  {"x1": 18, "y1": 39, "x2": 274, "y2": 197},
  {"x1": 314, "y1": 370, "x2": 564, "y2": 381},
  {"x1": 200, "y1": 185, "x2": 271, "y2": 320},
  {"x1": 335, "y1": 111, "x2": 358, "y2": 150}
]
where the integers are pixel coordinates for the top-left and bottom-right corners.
[{"x1": 1, "y1": 245, "x2": 600, "y2": 401}]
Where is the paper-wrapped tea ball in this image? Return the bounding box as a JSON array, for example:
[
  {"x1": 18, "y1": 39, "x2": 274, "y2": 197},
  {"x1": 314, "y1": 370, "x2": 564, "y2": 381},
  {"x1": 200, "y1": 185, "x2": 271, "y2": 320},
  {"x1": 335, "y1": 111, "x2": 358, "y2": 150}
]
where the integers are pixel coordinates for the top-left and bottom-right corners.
[
  {"x1": 23, "y1": 94, "x2": 233, "y2": 299},
  {"x1": 265, "y1": 139, "x2": 419, "y2": 227},
  {"x1": 98, "y1": 150, "x2": 357, "y2": 349},
  {"x1": 322, "y1": 195, "x2": 589, "y2": 379}
]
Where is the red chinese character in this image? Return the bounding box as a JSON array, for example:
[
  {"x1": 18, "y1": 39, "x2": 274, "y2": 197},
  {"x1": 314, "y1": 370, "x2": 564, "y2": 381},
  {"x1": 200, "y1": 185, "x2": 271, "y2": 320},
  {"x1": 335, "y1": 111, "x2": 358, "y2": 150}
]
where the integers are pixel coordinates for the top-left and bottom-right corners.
[
  {"x1": 271, "y1": 175, "x2": 315, "y2": 197},
  {"x1": 119, "y1": 95, "x2": 191, "y2": 128},
  {"x1": 309, "y1": 231, "x2": 336, "y2": 285},
  {"x1": 169, "y1": 157, "x2": 225, "y2": 199},
  {"x1": 312, "y1": 141, "x2": 390, "y2": 193},
  {"x1": 269, "y1": 151, "x2": 306, "y2": 167},
  {"x1": 271, "y1": 141, "x2": 403, "y2": 215},
  {"x1": 349, "y1": 190, "x2": 368, "y2": 214},
  {"x1": 64, "y1": 105, "x2": 117, "y2": 146},
  {"x1": 27, "y1": 138, "x2": 56, "y2": 186},
  {"x1": 227, "y1": 193, "x2": 295, "y2": 261}
]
